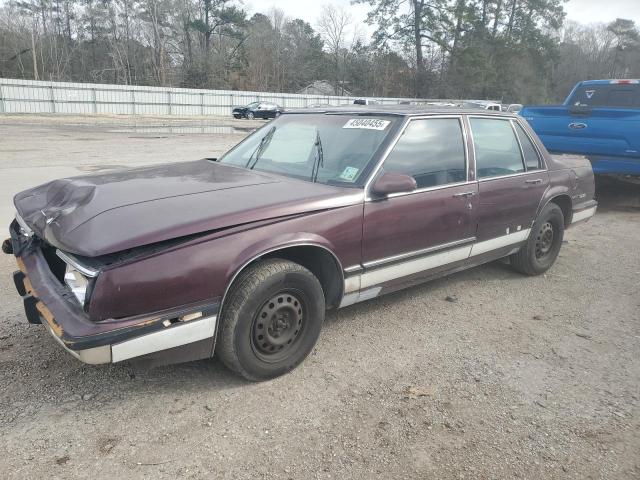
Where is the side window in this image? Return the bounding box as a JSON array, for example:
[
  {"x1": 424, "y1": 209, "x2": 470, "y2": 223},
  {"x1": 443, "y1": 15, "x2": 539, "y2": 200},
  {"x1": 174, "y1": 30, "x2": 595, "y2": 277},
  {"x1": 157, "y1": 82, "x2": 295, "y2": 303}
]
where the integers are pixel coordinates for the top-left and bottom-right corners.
[
  {"x1": 514, "y1": 122, "x2": 542, "y2": 171},
  {"x1": 382, "y1": 118, "x2": 466, "y2": 189},
  {"x1": 607, "y1": 89, "x2": 635, "y2": 107},
  {"x1": 470, "y1": 118, "x2": 525, "y2": 178}
]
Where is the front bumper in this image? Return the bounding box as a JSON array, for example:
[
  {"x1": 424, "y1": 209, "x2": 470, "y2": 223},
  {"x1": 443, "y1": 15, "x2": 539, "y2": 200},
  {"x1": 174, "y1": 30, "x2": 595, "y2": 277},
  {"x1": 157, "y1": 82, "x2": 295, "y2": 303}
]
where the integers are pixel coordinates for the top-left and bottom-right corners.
[{"x1": 5, "y1": 220, "x2": 219, "y2": 365}]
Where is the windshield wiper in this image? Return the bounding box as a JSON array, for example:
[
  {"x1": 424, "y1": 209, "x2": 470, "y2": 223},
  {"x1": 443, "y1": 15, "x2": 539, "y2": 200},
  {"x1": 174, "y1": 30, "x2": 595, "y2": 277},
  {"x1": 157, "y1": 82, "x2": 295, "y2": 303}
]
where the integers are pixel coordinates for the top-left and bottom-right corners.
[
  {"x1": 310, "y1": 129, "x2": 324, "y2": 183},
  {"x1": 245, "y1": 126, "x2": 276, "y2": 170}
]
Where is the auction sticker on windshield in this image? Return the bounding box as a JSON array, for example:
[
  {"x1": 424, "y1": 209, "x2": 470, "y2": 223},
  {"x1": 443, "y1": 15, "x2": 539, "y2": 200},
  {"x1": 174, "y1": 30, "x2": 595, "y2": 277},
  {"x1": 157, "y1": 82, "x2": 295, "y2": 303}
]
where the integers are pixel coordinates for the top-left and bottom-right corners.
[
  {"x1": 343, "y1": 118, "x2": 391, "y2": 130},
  {"x1": 338, "y1": 166, "x2": 359, "y2": 182}
]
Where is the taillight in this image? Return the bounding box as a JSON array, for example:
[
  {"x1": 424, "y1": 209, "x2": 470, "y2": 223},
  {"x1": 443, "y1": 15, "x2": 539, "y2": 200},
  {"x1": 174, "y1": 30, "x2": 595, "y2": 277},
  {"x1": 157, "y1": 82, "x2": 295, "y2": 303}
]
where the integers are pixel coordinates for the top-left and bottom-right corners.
[{"x1": 610, "y1": 80, "x2": 639, "y2": 84}]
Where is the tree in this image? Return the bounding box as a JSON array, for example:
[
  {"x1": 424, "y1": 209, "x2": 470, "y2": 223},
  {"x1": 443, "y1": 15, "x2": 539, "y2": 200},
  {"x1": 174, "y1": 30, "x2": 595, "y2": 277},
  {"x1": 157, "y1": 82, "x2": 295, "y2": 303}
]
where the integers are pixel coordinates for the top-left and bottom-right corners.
[{"x1": 317, "y1": 4, "x2": 353, "y2": 95}]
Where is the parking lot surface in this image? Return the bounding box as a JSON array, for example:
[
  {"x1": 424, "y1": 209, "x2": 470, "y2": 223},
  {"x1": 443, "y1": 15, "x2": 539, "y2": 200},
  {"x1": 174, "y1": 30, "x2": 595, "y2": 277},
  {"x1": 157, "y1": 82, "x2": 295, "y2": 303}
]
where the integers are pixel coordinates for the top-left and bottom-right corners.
[{"x1": 0, "y1": 116, "x2": 638, "y2": 479}]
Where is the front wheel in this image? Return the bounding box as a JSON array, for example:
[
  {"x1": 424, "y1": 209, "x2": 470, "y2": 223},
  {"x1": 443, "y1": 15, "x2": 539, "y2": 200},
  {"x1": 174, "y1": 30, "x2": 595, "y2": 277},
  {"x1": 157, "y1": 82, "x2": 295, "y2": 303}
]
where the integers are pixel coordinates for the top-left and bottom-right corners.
[
  {"x1": 510, "y1": 203, "x2": 565, "y2": 276},
  {"x1": 246, "y1": 111, "x2": 255, "y2": 120},
  {"x1": 216, "y1": 259, "x2": 325, "y2": 381}
]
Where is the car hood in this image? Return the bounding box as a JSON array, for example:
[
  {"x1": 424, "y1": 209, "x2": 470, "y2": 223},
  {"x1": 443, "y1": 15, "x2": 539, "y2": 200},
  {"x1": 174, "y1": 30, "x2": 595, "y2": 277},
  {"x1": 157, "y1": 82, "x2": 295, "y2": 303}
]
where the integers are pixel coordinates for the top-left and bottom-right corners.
[{"x1": 14, "y1": 160, "x2": 363, "y2": 257}]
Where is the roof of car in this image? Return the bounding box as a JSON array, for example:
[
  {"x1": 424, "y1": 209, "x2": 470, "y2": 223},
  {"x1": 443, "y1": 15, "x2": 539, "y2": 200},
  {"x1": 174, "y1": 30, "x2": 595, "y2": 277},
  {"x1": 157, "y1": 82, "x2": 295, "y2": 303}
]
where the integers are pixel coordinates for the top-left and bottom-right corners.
[
  {"x1": 285, "y1": 105, "x2": 517, "y2": 117},
  {"x1": 578, "y1": 79, "x2": 640, "y2": 85}
]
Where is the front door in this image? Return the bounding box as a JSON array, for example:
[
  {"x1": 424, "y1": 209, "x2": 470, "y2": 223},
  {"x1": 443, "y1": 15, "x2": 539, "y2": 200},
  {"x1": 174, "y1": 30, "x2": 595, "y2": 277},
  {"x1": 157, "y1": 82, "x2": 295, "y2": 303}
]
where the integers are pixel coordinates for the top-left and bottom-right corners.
[{"x1": 360, "y1": 117, "x2": 477, "y2": 290}]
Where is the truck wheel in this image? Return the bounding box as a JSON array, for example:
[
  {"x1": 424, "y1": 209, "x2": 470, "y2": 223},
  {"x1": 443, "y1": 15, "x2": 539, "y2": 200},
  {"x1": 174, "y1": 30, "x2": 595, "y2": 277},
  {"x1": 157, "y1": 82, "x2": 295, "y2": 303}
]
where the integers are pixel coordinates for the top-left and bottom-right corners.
[
  {"x1": 216, "y1": 259, "x2": 325, "y2": 381},
  {"x1": 510, "y1": 203, "x2": 565, "y2": 276}
]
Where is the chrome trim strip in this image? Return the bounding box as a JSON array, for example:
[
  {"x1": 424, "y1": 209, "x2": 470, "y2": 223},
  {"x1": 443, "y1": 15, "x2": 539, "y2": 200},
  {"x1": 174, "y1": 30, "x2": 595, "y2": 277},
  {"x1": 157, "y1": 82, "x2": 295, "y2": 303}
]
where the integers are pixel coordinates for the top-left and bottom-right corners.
[
  {"x1": 364, "y1": 115, "x2": 469, "y2": 201},
  {"x1": 15, "y1": 213, "x2": 34, "y2": 237},
  {"x1": 344, "y1": 265, "x2": 363, "y2": 274},
  {"x1": 339, "y1": 287, "x2": 382, "y2": 308},
  {"x1": 344, "y1": 275, "x2": 361, "y2": 294},
  {"x1": 360, "y1": 245, "x2": 473, "y2": 289},
  {"x1": 469, "y1": 229, "x2": 530, "y2": 256},
  {"x1": 44, "y1": 323, "x2": 111, "y2": 364},
  {"x1": 111, "y1": 315, "x2": 217, "y2": 363},
  {"x1": 345, "y1": 230, "x2": 532, "y2": 300},
  {"x1": 571, "y1": 206, "x2": 597, "y2": 223},
  {"x1": 56, "y1": 250, "x2": 99, "y2": 278},
  {"x1": 339, "y1": 292, "x2": 360, "y2": 308},
  {"x1": 362, "y1": 237, "x2": 476, "y2": 269}
]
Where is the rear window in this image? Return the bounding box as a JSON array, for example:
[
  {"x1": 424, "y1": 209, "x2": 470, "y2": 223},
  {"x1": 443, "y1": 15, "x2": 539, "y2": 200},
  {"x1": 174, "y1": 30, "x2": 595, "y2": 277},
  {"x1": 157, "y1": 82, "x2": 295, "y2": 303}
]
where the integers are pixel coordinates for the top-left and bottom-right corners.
[
  {"x1": 470, "y1": 118, "x2": 525, "y2": 178},
  {"x1": 567, "y1": 83, "x2": 640, "y2": 108}
]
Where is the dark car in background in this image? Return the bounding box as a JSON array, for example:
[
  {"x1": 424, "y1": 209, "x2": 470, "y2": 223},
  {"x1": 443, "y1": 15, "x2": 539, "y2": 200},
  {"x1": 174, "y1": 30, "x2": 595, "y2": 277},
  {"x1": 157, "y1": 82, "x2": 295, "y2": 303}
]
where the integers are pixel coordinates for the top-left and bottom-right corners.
[
  {"x1": 232, "y1": 101, "x2": 284, "y2": 120},
  {"x1": 5, "y1": 107, "x2": 596, "y2": 381}
]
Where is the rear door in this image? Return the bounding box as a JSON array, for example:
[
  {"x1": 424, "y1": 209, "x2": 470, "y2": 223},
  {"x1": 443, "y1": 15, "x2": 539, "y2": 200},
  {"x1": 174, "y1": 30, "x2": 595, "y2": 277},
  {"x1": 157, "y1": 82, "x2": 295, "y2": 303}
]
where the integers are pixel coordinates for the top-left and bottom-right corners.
[{"x1": 470, "y1": 116, "x2": 549, "y2": 244}]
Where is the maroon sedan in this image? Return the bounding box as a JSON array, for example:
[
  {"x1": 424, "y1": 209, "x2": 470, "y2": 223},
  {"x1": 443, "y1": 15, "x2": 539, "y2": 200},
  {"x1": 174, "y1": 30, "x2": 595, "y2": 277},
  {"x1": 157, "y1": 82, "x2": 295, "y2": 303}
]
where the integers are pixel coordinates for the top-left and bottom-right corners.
[{"x1": 4, "y1": 107, "x2": 597, "y2": 380}]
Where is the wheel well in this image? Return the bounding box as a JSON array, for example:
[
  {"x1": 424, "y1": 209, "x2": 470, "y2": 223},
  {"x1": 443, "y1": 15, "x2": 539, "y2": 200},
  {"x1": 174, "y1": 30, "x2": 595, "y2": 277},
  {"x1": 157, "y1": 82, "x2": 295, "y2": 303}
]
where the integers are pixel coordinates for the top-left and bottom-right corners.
[
  {"x1": 549, "y1": 195, "x2": 572, "y2": 227},
  {"x1": 259, "y1": 246, "x2": 343, "y2": 309}
]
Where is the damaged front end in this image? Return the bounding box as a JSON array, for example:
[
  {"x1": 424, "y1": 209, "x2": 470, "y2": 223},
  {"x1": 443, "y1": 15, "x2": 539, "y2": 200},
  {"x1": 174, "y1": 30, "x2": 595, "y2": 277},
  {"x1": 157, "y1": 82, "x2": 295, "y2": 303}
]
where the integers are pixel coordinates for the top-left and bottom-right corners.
[{"x1": 4, "y1": 215, "x2": 219, "y2": 366}]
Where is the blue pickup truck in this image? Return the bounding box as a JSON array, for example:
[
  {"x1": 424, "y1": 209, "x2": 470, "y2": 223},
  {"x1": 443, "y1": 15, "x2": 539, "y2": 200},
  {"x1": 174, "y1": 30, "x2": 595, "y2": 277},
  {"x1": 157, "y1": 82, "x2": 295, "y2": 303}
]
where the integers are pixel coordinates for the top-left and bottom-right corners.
[{"x1": 520, "y1": 80, "x2": 640, "y2": 177}]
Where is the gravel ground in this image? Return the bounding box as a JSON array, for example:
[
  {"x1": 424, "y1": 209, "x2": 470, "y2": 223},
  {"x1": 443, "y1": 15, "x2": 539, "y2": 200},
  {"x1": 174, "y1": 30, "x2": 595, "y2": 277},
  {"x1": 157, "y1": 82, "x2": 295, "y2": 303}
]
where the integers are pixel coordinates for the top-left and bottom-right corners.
[{"x1": 0, "y1": 116, "x2": 638, "y2": 479}]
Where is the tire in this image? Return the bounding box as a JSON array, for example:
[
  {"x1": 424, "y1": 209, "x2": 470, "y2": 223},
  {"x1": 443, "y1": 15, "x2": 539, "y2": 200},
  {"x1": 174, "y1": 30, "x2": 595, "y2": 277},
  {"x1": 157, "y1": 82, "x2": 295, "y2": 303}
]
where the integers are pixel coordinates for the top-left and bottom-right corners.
[
  {"x1": 247, "y1": 111, "x2": 255, "y2": 120},
  {"x1": 275, "y1": 111, "x2": 281, "y2": 117},
  {"x1": 216, "y1": 259, "x2": 325, "y2": 381},
  {"x1": 510, "y1": 202, "x2": 565, "y2": 276}
]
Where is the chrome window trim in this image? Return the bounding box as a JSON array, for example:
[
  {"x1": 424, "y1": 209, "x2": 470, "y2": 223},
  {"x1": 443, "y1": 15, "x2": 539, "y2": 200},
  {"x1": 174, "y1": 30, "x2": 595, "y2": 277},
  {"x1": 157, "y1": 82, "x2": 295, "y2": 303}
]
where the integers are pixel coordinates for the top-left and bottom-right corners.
[
  {"x1": 477, "y1": 171, "x2": 541, "y2": 182},
  {"x1": 509, "y1": 119, "x2": 528, "y2": 171},
  {"x1": 362, "y1": 236, "x2": 477, "y2": 269},
  {"x1": 512, "y1": 118, "x2": 548, "y2": 171},
  {"x1": 383, "y1": 180, "x2": 474, "y2": 199},
  {"x1": 467, "y1": 115, "x2": 549, "y2": 181},
  {"x1": 364, "y1": 114, "x2": 469, "y2": 201},
  {"x1": 56, "y1": 250, "x2": 99, "y2": 278}
]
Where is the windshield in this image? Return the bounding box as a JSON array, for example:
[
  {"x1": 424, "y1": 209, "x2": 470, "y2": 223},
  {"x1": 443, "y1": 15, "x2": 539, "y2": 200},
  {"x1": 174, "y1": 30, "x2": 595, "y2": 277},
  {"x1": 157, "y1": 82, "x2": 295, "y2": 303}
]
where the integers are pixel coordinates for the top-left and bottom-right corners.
[{"x1": 220, "y1": 114, "x2": 398, "y2": 186}]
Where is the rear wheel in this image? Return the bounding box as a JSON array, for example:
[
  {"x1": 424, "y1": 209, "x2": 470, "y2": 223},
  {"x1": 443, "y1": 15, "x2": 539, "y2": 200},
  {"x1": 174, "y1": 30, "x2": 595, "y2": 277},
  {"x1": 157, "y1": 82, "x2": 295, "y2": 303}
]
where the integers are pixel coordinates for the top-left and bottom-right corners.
[
  {"x1": 216, "y1": 259, "x2": 325, "y2": 381},
  {"x1": 510, "y1": 203, "x2": 565, "y2": 276},
  {"x1": 247, "y1": 111, "x2": 255, "y2": 120}
]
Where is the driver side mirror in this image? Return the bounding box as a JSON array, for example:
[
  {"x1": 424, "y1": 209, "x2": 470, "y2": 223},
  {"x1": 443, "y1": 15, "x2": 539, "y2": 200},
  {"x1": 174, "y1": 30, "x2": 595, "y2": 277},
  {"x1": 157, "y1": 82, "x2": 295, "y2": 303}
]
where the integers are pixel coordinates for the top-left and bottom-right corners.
[{"x1": 371, "y1": 172, "x2": 417, "y2": 196}]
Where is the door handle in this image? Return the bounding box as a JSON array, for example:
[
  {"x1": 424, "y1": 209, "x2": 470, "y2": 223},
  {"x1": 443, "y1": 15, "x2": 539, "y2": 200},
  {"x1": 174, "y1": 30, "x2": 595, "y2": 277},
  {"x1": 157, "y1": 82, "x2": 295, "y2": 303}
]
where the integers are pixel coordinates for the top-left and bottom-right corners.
[
  {"x1": 525, "y1": 179, "x2": 543, "y2": 184},
  {"x1": 453, "y1": 191, "x2": 476, "y2": 198}
]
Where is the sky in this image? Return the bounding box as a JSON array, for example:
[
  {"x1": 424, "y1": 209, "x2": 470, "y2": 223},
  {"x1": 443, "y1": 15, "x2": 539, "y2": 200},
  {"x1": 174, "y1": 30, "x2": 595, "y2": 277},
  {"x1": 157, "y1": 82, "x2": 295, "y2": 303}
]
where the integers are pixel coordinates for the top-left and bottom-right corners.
[{"x1": 247, "y1": 0, "x2": 640, "y2": 29}]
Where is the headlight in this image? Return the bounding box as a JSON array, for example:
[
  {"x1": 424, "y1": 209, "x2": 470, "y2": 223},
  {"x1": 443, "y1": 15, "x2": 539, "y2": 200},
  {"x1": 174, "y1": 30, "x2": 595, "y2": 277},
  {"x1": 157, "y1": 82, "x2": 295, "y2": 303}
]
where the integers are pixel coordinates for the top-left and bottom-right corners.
[
  {"x1": 15, "y1": 213, "x2": 33, "y2": 237},
  {"x1": 64, "y1": 265, "x2": 89, "y2": 304},
  {"x1": 56, "y1": 250, "x2": 98, "y2": 306}
]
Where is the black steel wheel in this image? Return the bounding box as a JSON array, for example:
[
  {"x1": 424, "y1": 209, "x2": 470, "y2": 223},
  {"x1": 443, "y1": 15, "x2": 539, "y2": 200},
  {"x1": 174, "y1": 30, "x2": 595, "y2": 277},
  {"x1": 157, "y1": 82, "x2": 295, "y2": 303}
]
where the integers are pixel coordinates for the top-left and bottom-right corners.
[
  {"x1": 510, "y1": 202, "x2": 565, "y2": 276},
  {"x1": 251, "y1": 291, "x2": 306, "y2": 363},
  {"x1": 216, "y1": 259, "x2": 325, "y2": 381},
  {"x1": 534, "y1": 222, "x2": 554, "y2": 259}
]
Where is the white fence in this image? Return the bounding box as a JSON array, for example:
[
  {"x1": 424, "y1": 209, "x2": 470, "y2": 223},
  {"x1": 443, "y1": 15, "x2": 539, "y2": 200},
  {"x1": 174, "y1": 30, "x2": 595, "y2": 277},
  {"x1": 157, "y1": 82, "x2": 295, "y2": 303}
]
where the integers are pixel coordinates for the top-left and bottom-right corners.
[{"x1": 0, "y1": 78, "x2": 448, "y2": 116}]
